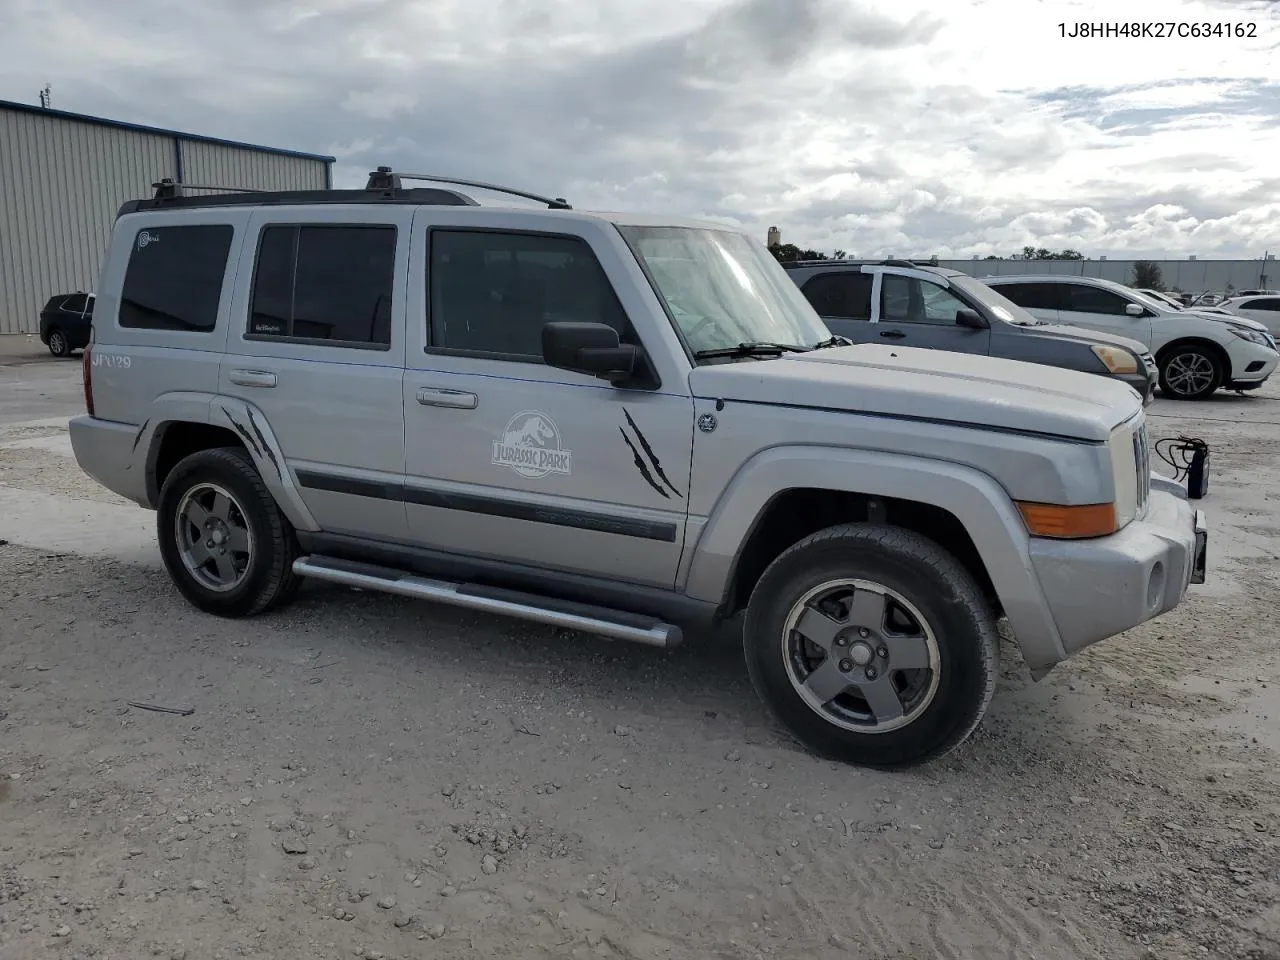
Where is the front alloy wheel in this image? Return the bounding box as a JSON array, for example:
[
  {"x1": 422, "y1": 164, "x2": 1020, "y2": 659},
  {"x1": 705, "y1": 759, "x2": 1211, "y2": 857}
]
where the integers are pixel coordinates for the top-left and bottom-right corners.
[
  {"x1": 1159, "y1": 348, "x2": 1221, "y2": 400},
  {"x1": 783, "y1": 579, "x2": 941, "y2": 734},
  {"x1": 742, "y1": 523, "x2": 999, "y2": 768}
]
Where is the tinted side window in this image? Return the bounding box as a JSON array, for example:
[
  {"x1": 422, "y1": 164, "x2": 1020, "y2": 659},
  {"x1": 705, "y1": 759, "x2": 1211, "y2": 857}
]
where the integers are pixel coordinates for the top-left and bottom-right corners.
[
  {"x1": 248, "y1": 225, "x2": 396, "y2": 346},
  {"x1": 800, "y1": 273, "x2": 873, "y2": 320},
  {"x1": 993, "y1": 282, "x2": 1061, "y2": 310},
  {"x1": 61, "y1": 294, "x2": 88, "y2": 313},
  {"x1": 1241, "y1": 298, "x2": 1280, "y2": 312},
  {"x1": 430, "y1": 229, "x2": 629, "y2": 358},
  {"x1": 119, "y1": 225, "x2": 233, "y2": 331},
  {"x1": 1062, "y1": 284, "x2": 1131, "y2": 316}
]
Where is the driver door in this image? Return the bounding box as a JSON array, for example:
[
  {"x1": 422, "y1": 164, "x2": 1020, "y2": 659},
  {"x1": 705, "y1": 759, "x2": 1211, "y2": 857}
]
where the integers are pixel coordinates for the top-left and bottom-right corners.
[
  {"x1": 401, "y1": 212, "x2": 695, "y2": 589},
  {"x1": 873, "y1": 271, "x2": 992, "y2": 354}
]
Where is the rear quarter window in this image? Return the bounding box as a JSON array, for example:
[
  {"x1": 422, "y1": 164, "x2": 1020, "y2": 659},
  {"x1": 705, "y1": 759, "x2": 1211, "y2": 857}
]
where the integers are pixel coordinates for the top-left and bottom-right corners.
[{"x1": 118, "y1": 224, "x2": 234, "y2": 331}]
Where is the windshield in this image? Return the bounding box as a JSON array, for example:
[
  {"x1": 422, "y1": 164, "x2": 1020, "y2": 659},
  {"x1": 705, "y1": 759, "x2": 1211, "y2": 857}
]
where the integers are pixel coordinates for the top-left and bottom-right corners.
[
  {"x1": 949, "y1": 275, "x2": 1046, "y2": 326},
  {"x1": 1125, "y1": 288, "x2": 1175, "y2": 312},
  {"x1": 616, "y1": 225, "x2": 831, "y2": 357}
]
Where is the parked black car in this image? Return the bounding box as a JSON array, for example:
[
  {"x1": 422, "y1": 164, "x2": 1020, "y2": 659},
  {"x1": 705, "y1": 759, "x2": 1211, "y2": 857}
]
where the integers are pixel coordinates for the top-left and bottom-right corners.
[
  {"x1": 39, "y1": 291, "x2": 95, "y2": 357},
  {"x1": 783, "y1": 260, "x2": 1157, "y2": 403}
]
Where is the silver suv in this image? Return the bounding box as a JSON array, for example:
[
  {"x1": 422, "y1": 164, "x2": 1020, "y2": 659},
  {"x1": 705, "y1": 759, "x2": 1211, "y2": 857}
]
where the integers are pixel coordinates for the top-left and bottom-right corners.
[{"x1": 70, "y1": 171, "x2": 1208, "y2": 768}]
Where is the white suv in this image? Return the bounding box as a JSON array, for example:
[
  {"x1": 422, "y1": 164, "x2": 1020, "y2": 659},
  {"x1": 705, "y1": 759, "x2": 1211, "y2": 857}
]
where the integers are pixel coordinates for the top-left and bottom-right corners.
[
  {"x1": 1218, "y1": 294, "x2": 1280, "y2": 334},
  {"x1": 985, "y1": 274, "x2": 1278, "y2": 401}
]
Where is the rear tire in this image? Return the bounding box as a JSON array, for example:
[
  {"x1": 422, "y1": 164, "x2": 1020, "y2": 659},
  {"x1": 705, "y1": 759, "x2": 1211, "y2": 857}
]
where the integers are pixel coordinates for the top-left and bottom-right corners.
[
  {"x1": 157, "y1": 446, "x2": 301, "y2": 617},
  {"x1": 1158, "y1": 346, "x2": 1222, "y2": 400},
  {"x1": 47, "y1": 329, "x2": 69, "y2": 358},
  {"x1": 742, "y1": 523, "x2": 998, "y2": 769}
]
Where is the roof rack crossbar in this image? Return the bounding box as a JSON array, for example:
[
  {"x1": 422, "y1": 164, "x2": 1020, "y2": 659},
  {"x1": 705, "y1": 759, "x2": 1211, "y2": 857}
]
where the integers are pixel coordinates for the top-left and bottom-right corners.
[
  {"x1": 365, "y1": 167, "x2": 572, "y2": 209},
  {"x1": 152, "y1": 177, "x2": 267, "y2": 199}
]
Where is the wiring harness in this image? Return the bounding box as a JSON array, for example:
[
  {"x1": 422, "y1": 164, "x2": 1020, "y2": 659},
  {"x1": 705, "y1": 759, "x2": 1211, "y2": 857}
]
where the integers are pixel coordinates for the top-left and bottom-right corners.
[{"x1": 1155, "y1": 435, "x2": 1210, "y2": 500}]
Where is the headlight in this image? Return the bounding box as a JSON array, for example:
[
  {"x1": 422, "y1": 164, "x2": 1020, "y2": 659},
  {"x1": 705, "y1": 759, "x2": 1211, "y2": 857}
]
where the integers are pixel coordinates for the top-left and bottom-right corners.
[
  {"x1": 1231, "y1": 327, "x2": 1273, "y2": 348},
  {"x1": 1091, "y1": 344, "x2": 1139, "y2": 374}
]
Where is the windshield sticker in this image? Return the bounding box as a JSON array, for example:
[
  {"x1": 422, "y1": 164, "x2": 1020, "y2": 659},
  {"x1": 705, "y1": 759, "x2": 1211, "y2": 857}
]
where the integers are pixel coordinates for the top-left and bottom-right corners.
[
  {"x1": 619, "y1": 408, "x2": 683, "y2": 499},
  {"x1": 493, "y1": 411, "x2": 572, "y2": 479}
]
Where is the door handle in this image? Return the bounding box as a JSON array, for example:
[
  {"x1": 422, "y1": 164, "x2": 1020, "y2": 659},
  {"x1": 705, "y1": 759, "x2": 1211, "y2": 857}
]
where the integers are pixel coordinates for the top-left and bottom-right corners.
[
  {"x1": 879, "y1": 330, "x2": 906, "y2": 339},
  {"x1": 417, "y1": 386, "x2": 478, "y2": 409},
  {"x1": 229, "y1": 369, "x2": 277, "y2": 388}
]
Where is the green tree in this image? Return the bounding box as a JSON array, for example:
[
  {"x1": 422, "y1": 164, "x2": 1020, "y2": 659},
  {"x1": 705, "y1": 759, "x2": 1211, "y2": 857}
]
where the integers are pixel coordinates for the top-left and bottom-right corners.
[
  {"x1": 1019, "y1": 246, "x2": 1085, "y2": 260},
  {"x1": 1133, "y1": 261, "x2": 1164, "y2": 290},
  {"x1": 768, "y1": 243, "x2": 827, "y2": 263}
]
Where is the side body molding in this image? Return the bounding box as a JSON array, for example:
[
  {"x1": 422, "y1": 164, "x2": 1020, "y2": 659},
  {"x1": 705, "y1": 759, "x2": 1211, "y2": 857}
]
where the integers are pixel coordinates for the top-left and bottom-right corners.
[
  {"x1": 135, "y1": 393, "x2": 321, "y2": 533},
  {"x1": 681, "y1": 445, "x2": 1067, "y2": 668}
]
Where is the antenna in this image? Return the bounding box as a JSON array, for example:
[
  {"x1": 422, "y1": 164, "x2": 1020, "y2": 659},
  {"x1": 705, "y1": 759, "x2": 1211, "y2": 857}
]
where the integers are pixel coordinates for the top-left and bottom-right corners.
[
  {"x1": 365, "y1": 167, "x2": 572, "y2": 209},
  {"x1": 38, "y1": 84, "x2": 51, "y2": 109}
]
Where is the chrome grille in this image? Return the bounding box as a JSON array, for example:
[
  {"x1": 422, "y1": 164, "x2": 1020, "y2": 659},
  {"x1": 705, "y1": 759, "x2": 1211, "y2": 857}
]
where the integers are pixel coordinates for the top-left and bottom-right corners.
[{"x1": 1132, "y1": 422, "x2": 1150, "y2": 511}]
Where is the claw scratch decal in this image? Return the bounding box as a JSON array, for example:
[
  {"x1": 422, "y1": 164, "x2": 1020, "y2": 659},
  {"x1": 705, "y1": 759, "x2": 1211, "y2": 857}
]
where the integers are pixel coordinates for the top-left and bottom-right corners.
[
  {"x1": 619, "y1": 427, "x2": 669, "y2": 498},
  {"x1": 620, "y1": 408, "x2": 683, "y2": 499},
  {"x1": 244, "y1": 409, "x2": 283, "y2": 480},
  {"x1": 130, "y1": 418, "x2": 150, "y2": 455},
  {"x1": 219, "y1": 405, "x2": 263, "y2": 459}
]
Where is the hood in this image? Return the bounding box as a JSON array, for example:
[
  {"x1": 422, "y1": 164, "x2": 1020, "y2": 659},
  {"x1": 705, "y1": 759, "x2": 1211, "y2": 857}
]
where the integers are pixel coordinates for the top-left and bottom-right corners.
[
  {"x1": 1028, "y1": 323, "x2": 1149, "y2": 355},
  {"x1": 689, "y1": 343, "x2": 1142, "y2": 443},
  {"x1": 1186, "y1": 309, "x2": 1268, "y2": 332}
]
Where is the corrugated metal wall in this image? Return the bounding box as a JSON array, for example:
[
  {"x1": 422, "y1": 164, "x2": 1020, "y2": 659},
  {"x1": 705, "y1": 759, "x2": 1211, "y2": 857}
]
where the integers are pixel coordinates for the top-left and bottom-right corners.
[
  {"x1": 180, "y1": 141, "x2": 327, "y2": 195},
  {"x1": 937, "y1": 258, "x2": 1277, "y2": 296},
  {"x1": 0, "y1": 107, "x2": 331, "y2": 335},
  {"x1": 0, "y1": 109, "x2": 175, "y2": 334}
]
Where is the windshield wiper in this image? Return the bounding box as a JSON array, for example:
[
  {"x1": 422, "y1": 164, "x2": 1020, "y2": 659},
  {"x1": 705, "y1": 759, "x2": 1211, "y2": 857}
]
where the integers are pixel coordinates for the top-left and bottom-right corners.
[
  {"x1": 811, "y1": 335, "x2": 853, "y2": 349},
  {"x1": 693, "y1": 341, "x2": 810, "y2": 360}
]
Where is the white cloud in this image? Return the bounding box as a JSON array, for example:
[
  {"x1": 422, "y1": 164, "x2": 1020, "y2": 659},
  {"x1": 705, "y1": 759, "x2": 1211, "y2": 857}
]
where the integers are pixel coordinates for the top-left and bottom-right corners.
[{"x1": 0, "y1": 0, "x2": 1277, "y2": 258}]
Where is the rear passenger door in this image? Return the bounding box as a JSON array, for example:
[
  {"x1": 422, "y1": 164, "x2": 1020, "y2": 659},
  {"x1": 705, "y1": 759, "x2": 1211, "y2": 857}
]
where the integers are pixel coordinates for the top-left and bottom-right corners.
[
  {"x1": 990, "y1": 281, "x2": 1064, "y2": 324},
  {"x1": 874, "y1": 271, "x2": 991, "y2": 355},
  {"x1": 218, "y1": 208, "x2": 413, "y2": 543},
  {"x1": 796, "y1": 271, "x2": 876, "y2": 343}
]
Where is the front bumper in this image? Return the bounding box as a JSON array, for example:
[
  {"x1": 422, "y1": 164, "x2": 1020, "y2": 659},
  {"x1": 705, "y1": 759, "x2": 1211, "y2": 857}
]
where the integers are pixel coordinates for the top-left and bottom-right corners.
[
  {"x1": 1225, "y1": 339, "x2": 1278, "y2": 385},
  {"x1": 1117, "y1": 371, "x2": 1156, "y2": 405},
  {"x1": 1028, "y1": 488, "x2": 1206, "y2": 661}
]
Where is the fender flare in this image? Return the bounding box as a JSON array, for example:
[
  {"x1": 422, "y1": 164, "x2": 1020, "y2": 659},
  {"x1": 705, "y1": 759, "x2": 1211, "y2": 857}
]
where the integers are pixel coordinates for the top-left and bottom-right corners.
[
  {"x1": 681, "y1": 445, "x2": 1067, "y2": 668},
  {"x1": 132, "y1": 392, "x2": 320, "y2": 533}
]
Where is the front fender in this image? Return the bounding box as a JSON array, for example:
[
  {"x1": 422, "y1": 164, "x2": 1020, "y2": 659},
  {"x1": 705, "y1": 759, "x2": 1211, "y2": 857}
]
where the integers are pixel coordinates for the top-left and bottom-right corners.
[
  {"x1": 682, "y1": 445, "x2": 1067, "y2": 669},
  {"x1": 135, "y1": 393, "x2": 320, "y2": 533}
]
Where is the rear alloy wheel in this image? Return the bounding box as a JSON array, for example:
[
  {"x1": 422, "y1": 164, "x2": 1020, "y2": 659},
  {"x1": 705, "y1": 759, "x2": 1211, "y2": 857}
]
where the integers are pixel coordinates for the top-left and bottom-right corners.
[
  {"x1": 1159, "y1": 347, "x2": 1222, "y2": 400},
  {"x1": 157, "y1": 447, "x2": 301, "y2": 617},
  {"x1": 47, "y1": 329, "x2": 69, "y2": 357},
  {"x1": 743, "y1": 523, "x2": 999, "y2": 769}
]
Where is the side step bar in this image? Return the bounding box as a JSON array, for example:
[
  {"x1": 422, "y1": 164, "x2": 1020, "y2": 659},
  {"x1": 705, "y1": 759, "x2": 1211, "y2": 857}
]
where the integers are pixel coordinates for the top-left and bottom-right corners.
[{"x1": 292, "y1": 555, "x2": 683, "y2": 649}]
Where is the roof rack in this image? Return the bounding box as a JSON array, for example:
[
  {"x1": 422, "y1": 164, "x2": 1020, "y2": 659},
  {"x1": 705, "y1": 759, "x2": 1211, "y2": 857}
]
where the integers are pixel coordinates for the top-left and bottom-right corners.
[
  {"x1": 116, "y1": 177, "x2": 479, "y2": 217},
  {"x1": 152, "y1": 178, "x2": 267, "y2": 200},
  {"x1": 365, "y1": 167, "x2": 572, "y2": 210}
]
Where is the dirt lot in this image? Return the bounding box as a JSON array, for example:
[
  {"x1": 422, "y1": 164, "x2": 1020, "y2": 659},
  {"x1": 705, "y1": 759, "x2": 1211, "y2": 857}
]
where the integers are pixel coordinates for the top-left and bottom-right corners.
[{"x1": 2, "y1": 350, "x2": 1280, "y2": 960}]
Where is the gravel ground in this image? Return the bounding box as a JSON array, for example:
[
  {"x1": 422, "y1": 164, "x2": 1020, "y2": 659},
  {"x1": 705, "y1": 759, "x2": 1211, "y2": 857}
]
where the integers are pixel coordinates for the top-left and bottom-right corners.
[{"x1": 2, "y1": 369, "x2": 1279, "y2": 960}]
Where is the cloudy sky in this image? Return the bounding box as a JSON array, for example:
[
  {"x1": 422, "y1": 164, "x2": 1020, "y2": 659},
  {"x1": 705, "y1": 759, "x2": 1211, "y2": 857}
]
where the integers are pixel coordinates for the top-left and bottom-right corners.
[{"x1": 3, "y1": 0, "x2": 1279, "y2": 259}]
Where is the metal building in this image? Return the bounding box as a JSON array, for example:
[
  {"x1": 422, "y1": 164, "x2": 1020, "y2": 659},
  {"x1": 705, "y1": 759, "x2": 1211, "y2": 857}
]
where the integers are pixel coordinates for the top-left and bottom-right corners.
[
  {"x1": 935, "y1": 257, "x2": 1276, "y2": 298},
  {"x1": 0, "y1": 99, "x2": 335, "y2": 335}
]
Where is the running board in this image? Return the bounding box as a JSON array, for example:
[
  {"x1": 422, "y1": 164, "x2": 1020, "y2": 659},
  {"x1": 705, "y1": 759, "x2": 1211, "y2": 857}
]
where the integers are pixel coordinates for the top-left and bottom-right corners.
[{"x1": 292, "y1": 555, "x2": 683, "y2": 649}]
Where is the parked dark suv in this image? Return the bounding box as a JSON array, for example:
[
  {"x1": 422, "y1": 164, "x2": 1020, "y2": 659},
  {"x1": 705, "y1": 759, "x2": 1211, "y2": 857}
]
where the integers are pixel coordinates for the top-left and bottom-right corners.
[
  {"x1": 38, "y1": 291, "x2": 95, "y2": 357},
  {"x1": 784, "y1": 260, "x2": 1157, "y2": 403}
]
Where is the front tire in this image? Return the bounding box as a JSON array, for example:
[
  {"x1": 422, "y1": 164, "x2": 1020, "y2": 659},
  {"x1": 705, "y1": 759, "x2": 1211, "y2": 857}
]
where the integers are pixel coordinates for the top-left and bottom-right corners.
[
  {"x1": 47, "y1": 329, "x2": 69, "y2": 357},
  {"x1": 743, "y1": 523, "x2": 999, "y2": 769},
  {"x1": 1158, "y1": 346, "x2": 1222, "y2": 400},
  {"x1": 157, "y1": 447, "x2": 301, "y2": 617}
]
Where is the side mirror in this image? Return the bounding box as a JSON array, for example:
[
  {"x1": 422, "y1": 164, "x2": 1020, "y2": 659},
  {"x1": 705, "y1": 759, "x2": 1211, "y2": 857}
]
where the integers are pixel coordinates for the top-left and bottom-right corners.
[
  {"x1": 955, "y1": 308, "x2": 988, "y2": 329},
  {"x1": 1125, "y1": 302, "x2": 1145, "y2": 317},
  {"x1": 542, "y1": 321, "x2": 637, "y2": 385}
]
